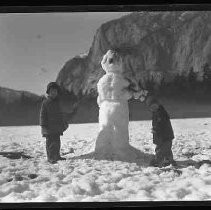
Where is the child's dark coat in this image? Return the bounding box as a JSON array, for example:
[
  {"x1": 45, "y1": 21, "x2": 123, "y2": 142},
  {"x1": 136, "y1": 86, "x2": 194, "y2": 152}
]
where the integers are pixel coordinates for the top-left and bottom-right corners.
[
  {"x1": 150, "y1": 105, "x2": 175, "y2": 166},
  {"x1": 40, "y1": 96, "x2": 67, "y2": 137},
  {"x1": 152, "y1": 105, "x2": 174, "y2": 144}
]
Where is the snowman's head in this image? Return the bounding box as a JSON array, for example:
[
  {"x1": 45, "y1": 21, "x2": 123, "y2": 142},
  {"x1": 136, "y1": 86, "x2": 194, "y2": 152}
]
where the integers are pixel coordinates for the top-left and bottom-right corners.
[{"x1": 101, "y1": 50, "x2": 123, "y2": 74}]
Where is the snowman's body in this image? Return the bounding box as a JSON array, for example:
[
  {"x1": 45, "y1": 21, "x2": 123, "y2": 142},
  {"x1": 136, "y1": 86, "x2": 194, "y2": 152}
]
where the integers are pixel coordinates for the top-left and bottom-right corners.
[{"x1": 94, "y1": 50, "x2": 139, "y2": 160}]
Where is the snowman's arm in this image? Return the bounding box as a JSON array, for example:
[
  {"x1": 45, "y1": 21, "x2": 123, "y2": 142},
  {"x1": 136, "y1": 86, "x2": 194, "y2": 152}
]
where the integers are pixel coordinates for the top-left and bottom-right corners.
[
  {"x1": 122, "y1": 87, "x2": 134, "y2": 100},
  {"x1": 122, "y1": 78, "x2": 131, "y2": 88},
  {"x1": 122, "y1": 78, "x2": 139, "y2": 99},
  {"x1": 123, "y1": 78, "x2": 139, "y2": 92}
]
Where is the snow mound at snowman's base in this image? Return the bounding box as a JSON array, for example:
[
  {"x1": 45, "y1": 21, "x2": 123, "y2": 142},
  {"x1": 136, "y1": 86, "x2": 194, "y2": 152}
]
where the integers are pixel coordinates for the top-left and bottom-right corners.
[{"x1": 73, "y1": 144, "x2": 154, "y2": 165}]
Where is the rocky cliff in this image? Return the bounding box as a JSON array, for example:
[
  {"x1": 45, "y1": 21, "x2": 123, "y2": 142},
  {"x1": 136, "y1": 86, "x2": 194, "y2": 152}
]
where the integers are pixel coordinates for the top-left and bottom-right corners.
[{"x1": 56, "y1": 11, "x2": 211, "y2": 97}]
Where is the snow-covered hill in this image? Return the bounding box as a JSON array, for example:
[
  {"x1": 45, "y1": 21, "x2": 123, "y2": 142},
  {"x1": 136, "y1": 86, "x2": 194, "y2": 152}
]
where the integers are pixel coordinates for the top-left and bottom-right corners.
[{"x1": 0, "y1": 86, "x2": 43, "y2": 126}]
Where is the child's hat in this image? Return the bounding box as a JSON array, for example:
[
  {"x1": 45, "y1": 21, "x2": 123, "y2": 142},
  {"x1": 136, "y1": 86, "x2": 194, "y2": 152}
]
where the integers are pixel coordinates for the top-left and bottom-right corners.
[{"x1": 46, "y1": 82, "x2": 61, "y2": 94}]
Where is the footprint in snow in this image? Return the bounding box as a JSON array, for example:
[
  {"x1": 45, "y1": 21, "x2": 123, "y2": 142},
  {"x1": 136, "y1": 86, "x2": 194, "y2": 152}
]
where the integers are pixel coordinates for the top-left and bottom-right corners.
[
  {"x1": 183, "y1": 152, "x2": 196, "y2": 158},
  {"x1": 6, "y1": 173, "x2": 38, "y2": 182},
  {"x1": 160, "y1": 167, "x2": 182, "y2": 176}
]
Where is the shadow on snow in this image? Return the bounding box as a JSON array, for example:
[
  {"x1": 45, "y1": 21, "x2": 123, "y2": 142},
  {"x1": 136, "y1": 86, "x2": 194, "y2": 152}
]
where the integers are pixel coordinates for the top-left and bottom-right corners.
[{"x1": 0, "y1": 151, "x2": 32, "y2": 159}]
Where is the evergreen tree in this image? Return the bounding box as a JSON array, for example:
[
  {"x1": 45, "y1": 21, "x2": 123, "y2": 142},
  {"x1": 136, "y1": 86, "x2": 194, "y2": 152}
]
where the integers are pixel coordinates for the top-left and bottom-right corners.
[
  {"x1": 188, "y1": 67, "x2": 197, "y2": 93},
  {"x1": 203, "y1": 63, "x2": 211, "y2": 92},
  {"x1": 145, "y1": 77, "x2": 154, "y2": 93},
  {"x1": 173, "y1": 74, "x2": 188, "y2": 95}
]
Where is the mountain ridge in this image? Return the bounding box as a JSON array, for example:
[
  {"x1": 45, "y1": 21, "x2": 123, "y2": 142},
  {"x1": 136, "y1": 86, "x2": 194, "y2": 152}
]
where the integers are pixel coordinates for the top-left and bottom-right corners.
[{"x1": 56, "y1": 11, "x2": 211, "y2": 97}]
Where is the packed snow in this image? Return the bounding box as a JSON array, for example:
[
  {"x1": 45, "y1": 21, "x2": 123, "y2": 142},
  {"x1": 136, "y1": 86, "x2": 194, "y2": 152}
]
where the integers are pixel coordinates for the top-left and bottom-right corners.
[{"x1": 0, "y1": 118, "x2": 211, "y2": 202}]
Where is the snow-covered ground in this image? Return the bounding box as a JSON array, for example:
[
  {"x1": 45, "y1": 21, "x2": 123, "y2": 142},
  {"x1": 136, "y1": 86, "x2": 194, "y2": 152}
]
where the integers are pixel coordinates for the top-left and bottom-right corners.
[{"x1": 0, "y1": 118, "x2": 211, "y2": 202}]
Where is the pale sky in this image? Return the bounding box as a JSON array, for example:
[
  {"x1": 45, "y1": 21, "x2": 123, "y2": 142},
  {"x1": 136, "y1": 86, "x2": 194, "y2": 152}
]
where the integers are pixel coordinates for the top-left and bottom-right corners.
[{"x1": 0, "y1": 12, "x2": 131, "y2": 95}]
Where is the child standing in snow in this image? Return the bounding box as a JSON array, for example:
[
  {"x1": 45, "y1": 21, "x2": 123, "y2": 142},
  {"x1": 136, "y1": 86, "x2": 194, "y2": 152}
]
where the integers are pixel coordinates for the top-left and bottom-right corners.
[
  {"x1": 40, "y1": 82, "x2": 69, "y2": 164},
  {"x1": 145, "y1": 96, "x2": 177, "y2": 167}
]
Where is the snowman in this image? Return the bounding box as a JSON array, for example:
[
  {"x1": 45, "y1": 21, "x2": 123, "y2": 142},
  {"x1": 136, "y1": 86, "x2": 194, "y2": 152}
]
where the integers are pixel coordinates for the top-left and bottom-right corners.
[{"x1": 94, "y1": 50, "x2": 147, "y2": 160}]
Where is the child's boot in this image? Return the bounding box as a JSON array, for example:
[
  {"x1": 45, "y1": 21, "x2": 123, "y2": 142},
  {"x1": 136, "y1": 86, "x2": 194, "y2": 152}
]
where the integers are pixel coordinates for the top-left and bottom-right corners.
[
  {"x1": 58, "y1": 157, "x2": 66, "y2": 161},
  {"x1": 149, "y1": 158, "x2": 159, "y2": 167}
]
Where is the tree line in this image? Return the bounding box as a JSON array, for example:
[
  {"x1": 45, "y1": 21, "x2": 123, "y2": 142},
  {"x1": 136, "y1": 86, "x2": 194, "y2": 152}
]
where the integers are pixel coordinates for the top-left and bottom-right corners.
[{"x1": 143, "y1": 63, "x2": 211, "y2": 101}]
